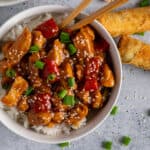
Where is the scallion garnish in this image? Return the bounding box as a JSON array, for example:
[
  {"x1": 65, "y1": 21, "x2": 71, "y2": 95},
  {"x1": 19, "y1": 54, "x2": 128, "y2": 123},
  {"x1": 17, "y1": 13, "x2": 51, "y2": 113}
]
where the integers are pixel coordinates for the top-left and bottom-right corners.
[
  {"x1": 34, "y1": 60, "x2": 45, "y2": 69},
  {"x1": 68, "y1": 77, "x2": 75, "y2": 87},
  {"x1": 110, "y1": 106, "x2": 118, "y2": 115},
  {"x1": 25, "y1": 87, "x2": 34, "y2": 96},
  {"x1": 102, "y1": 141, "x2": 112, "y2": 150},
  {"x1": 58, "y1": 89, "x2": 67, "y2": 99},
  {"x1": 47, "y1": 73, "x2": 56, "y2": 81},
  {"x1": 29, "y1": 45, "x2": 40, "y2": 53},
  {"x1": 68, "y1": 44, "x2": 77, "y2": 55},
  {"x1": 60, "y1": 32, "x2": 71, "y2": 43},
  {"x1": 6, "y1": 68, "x2": 16, "y2": 78},
  {"x1": 121, "y1": 136, "x2": 131, "y2": 146},
  {"x1": 63, "y1": 95, "x2": 75, "y2": 106},
  {"x1": 139, "y1": 0, "x2": 149, "y2": 7},
  {"x1": 135, "y1": 32, "x2": 145, "y2": 36},
  {"x1": 58, "y1": 142, "x2": 70, "y2": 148}
]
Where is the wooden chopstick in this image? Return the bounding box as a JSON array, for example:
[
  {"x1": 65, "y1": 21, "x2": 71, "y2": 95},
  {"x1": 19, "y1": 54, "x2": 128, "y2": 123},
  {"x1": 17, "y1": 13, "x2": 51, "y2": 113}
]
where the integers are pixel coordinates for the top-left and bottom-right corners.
[
  {"x1": 61, "y1": 0, "x2": 92, "y2": 29},
  {"x1": 69, "y1": 0, "x2": 128, "y2": 31}
]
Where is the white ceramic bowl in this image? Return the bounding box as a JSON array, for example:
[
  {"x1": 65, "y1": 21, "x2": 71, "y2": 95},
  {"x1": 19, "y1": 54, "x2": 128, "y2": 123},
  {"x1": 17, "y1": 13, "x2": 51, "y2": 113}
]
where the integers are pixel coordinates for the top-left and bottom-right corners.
[
  {"x1": 0, "y1": 0, "x2": 27, "y2": 7},
  {"x1": 0, "y1": 5, "x2": 122, "y2": 144}
]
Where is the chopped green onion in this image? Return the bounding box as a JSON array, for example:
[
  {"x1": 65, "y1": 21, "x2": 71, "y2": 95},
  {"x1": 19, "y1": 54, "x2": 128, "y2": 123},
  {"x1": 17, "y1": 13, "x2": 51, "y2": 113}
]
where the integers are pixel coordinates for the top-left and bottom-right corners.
[
  {"x1": 121, "y1": 136, "x2": 131, "y2": 146},
  {"x1": 140, "y1": 0, "x2": 149, "y2": 7},
  {"x1": 111, "y1": 106, "x2": 118, "y2": 115},
  {"x1": 2, "y1": 84, "x2": 11, "y2": 90},
  {"x1": 25, "y1": 87, "x2": 34, "y2": 96},
  {"x1": 102, "y1": 141, "x2": 112, "y2": 150},
  {"x1": 6, "y1": 69, "x2": 16, "y2": 78},
  {"x1": 60, "y1": 32, "x2": 71, "y2": 43},
  {"x1": 68, "y1": 44, "x2": 77, "y2": 55},
  {"x1": 34, "y1": 60, "x2": 45, "y2": 69},
  {"x1": 75, "y1": 97, "x2": 80, "y2": 104},
  {"x1": 29, "y1": 45, "x2": 40, "y2": 53},
  {"x1": 47, "y1": 73, "x2": 56, "y2": 81},
  {"x1": 58, "y1": 142, "x2": 70, "y2": 148},
  {"x1": 63, "y1": 95, "x2": 75, "y2": 106},
  {"x1": 135, "y1": 32, "x2": 145, "y2": 36},
  {"x1": 68, "y1": 77, "x2": 75, "y2": 87},
  {"x1": 58, "y1": 89, "x2": 67, "y2": 99}
]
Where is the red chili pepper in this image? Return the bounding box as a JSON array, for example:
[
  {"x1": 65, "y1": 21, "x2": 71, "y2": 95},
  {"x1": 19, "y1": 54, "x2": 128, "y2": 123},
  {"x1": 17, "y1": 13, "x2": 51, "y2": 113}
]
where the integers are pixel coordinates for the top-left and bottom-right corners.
[
  {"x1": 30, "y1": 93, "x2": 51, "y2": 113},
  {"x1": 84, "y1": 78, "x2": 98, "y2": 91},
  {"x1": 94, "y1": 38, "x2": 109, "y2": 52},
  {"x1": 42, "y1": 58, "x2": 59, "y2": 79},
  {"x1": 35, "y1": 18, "x2": 59, "y2": 39},
  {"x1": 85, "y1": 57, "x2": 101, "y2": 79}
]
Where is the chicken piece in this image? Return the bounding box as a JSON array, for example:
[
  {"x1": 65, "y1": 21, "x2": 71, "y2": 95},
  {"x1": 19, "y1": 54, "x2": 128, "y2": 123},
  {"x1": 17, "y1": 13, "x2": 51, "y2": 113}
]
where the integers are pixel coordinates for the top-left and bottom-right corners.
[
  {"x1": 61, "y1": 60, "x2": 74, "y2": 78},
  {"x1": 17, "y1": 96, "x2": 29, "y2": 112},
  {"x1": 0, "y1": 28, "x2": 32, "y2": 73},
  {"x1": 48, "y1": 39, "x2": 67, "y2": 65},
  {"x1": 119, "y1": 35, "x2": 150, "y2": 70},
  {"x1": 28, "y1": 53, "x2": 42, "y2": 88},
  {"x1": 77, "y1": 90, "x2": 90, "y2": 105},
  {"x1": 1, "y1": 41, "x2": 14, "y2": 58},
  {"x1": 66, "y1": 103, "x2": 88, "y2": 127},
  {"x1": 91, "y1": 90, "x2": 103, "y2": 108},
  {"x1": 32, "y1": 31, "x2": 46, "y2": 49},
  {"x1": 1, "y1": 76, "x2": 28, "y2": 107},
  {"x1": 73, "y1": 26, "x2": 95, "y2": 59},
  {"x1": 52, "y1": 112, "x2": 65, "y2": 123},
  {"x1": 28, "y1": 111, "x2": 52, "y2": 126},
  {"x1": 101, "y1": 64, "x2": 115, "y2": 87},
  {"x1": 75, "y1": 64, "x2": 84, "y2": 81},
  {"x1": 98, "y1": 7, "x2": 150, "y2": 37}
]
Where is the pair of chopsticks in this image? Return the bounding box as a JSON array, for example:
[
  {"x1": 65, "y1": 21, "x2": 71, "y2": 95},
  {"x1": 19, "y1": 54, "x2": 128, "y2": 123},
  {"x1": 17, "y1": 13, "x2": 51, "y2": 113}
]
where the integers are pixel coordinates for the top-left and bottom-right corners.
[{"x1": 61, "y1": 0, "x2": 128, "y2": 31}]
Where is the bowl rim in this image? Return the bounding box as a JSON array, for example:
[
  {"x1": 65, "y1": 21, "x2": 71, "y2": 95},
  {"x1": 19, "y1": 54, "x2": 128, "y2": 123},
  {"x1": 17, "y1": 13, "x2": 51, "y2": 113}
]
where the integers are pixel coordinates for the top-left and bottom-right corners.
[
  {"x1": 0, "y1": 5, "x2": 122, "y2": 144},
  {"x1": 0, "y1": 0, "x2": 27, "y2": 7}
]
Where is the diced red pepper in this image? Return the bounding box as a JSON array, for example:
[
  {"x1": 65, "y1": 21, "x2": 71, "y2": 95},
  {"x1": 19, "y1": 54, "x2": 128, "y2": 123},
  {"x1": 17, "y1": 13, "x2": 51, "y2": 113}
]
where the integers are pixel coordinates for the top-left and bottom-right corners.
[
  {"x1": 94, "y1": 38, "x2": 109, "y2": 52},
  {"x1": 42, "y1": 58, "x2": 59, "y2": 79},
  {"x1": 35, "y1": 18, "x2": 59, "y2": 39},
  {"x1": 30, "y1": 93, "x2": 51, "y2": 113},
  {"x1": 84, "y1": 78, "x2": 98, "y2": 91},
  {"x1": 85, "y1": 57, "x2": 101, "y2": 79}
]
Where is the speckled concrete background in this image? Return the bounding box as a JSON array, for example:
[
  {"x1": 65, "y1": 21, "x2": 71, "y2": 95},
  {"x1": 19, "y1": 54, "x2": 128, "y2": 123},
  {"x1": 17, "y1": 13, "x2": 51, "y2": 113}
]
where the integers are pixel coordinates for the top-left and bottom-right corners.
[{"x1": 0, "y1": 0, "x2": 150, "y2": 150}]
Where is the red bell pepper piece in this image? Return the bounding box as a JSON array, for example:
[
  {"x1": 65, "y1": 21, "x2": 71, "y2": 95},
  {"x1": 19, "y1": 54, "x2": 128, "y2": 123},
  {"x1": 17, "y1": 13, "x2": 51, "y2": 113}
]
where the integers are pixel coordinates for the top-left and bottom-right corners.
[
  {"x1": 94, "y1": 38, "x2": 109, "y2": 52},
  {"x1": 35, "y1": 18, "x2": 59, "y2": 39},
  {"x1": 84, "y1": 78, "x2": 98, "y2": 91},
  {"x1": 43, "y1": 58, "x2": 59, "y2": 79},
  {"x1": 30, "y1": 93, "x2": 51, "y2": 113}
]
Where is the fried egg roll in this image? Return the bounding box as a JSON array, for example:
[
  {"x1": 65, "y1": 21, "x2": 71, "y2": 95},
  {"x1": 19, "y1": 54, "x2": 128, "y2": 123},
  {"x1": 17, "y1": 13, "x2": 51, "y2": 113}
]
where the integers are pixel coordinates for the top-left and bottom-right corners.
[{"x1": 98, "y1": 7, "x2": 150, "y2": 37}]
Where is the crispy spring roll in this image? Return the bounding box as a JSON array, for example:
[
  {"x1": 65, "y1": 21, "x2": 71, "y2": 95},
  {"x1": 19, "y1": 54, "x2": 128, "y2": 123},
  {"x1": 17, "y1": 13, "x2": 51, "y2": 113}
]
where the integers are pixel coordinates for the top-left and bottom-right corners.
[
  {"x1": 98, "y1": 7, "x2": 150, "y2": 37},
  {"x1": 118, "y1": 35, "x2": 150, "y2": 70}
]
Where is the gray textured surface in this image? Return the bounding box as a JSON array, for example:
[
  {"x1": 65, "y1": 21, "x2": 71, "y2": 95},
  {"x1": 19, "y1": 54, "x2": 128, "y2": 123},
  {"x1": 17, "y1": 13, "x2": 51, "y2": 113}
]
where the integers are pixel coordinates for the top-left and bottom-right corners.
[{"x1": 0, "y1": 0, "x2": 150, "y2": 150}]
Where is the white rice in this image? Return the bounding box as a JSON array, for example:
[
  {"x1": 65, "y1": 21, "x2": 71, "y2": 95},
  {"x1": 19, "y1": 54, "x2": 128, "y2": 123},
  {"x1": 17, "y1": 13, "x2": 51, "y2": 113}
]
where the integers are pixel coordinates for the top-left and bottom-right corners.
[{"x1": 0, "y1": 13, "x2": 85, "y2": 136}]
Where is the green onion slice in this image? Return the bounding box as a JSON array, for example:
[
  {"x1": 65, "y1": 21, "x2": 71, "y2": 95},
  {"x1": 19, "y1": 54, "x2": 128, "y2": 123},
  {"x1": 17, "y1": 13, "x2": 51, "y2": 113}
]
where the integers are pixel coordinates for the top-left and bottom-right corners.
[
  {"x1": 60, "y1": 32, "x2": 71, "y2": 43},
  {"x1": 58, "y1": 89, "x2": 67, "y2": 99},
  {"x1": 63, "y1": 95, "x2": 75, "y2": 106},
  {"x1": 68, "y1": 77, "x2": 75, "y2": 87},
  {"x1": 140, "y1": 0, "x2": 149, "y2": 7},
  {"x1": 122, "y1": 136, "x2": 131, "y2": 146},
  {"x1": 25, "y1": 87, "x2": 34, "y2": 96},
  {"x1": 58, "y1": 142, "x2": 70, "y2": 148},
  {"x1": 6, "y1": 68, "x2": 16, "y2": 78},
  {"x1": 68, "y1": 44, "x2": 77, "y2": 55},
  {"x1": 47, "y1": 73, "x2": 56, "y2": 81},
  {"x1": 110, "y1": 106, "x2": 118, "y2": 115},
  {"x1": 102, "y1": 141, "x2": 112, "y2": 150},
  {"x1": 135, "y1": 32, "x2": 145, "y2": 36},
  {"x1": 29, "y1": 45, "x2": 40, "y2": 53},
  {"x1": 34, "y1": 60, "x2": 45, "y2": 69}
]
